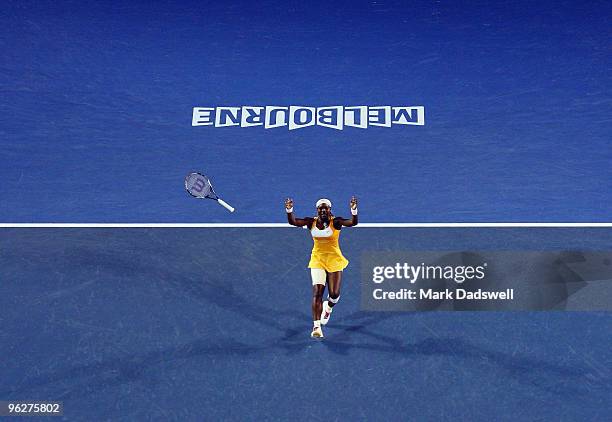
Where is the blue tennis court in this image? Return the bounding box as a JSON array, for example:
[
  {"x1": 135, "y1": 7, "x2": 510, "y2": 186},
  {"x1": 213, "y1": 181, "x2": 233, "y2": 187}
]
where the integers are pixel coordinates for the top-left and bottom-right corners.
[
  {"x1": 1, "y1": 228, "x2": 611, "y2": 420},
  {"x1": 1, "y1": 0, "x2": 611, "y2": 420},
  {"x1": 2, "y1": 0, "x2": 611, "y2": 222}
]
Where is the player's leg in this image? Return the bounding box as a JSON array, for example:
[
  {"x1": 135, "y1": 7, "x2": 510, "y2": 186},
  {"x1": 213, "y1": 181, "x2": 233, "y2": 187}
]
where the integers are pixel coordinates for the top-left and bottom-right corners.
[
  {"x1": 321, "y1": 271, "x2": 342, "y2": 325},
  {"x1": 310, "y1": 269, "x2": 326, "y2": 338},
  {"x1": 327, "y1": 271, "x2": 342, "y2": 306},
  {"x1": 312, "y1": 283, "x2": 325, "y2": 321}
]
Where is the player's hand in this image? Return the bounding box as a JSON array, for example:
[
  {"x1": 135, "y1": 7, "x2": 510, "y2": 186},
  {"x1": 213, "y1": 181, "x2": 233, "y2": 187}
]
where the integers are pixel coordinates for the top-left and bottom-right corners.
[
  {"x1": 285, "y1": 198, "x2": 294, "y2": 211},
  {"x1": 350, "y1": 196, "x2": 358, "y2": 210}
]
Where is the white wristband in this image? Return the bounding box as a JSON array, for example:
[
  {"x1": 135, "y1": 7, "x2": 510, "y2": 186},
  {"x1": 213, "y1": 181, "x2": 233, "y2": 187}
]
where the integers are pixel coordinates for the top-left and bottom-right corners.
[
  {"x1": 351, "y1": 208, "x2": 358, "y2": 215},
  {"x1": 286, "y1": 207, "x2": 294, "y2": 213}
]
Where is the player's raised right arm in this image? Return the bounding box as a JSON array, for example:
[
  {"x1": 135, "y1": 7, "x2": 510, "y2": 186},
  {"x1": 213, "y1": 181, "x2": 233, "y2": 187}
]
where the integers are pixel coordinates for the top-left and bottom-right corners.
[{"x1": 285, "y1": 198, "x2": 310, "y2": 227}]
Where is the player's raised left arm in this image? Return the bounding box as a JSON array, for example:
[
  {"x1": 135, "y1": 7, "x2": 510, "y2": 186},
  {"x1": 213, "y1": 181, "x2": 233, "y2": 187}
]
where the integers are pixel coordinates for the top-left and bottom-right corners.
[{"x1": 338, "y1": 196, "x2": 358, "y2": 227}]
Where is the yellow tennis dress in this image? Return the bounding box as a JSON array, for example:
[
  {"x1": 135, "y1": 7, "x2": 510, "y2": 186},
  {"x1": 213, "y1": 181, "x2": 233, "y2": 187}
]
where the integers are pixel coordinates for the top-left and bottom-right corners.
[{"x1": 307, "y1": 217, "x2": 349, "y2": 272}]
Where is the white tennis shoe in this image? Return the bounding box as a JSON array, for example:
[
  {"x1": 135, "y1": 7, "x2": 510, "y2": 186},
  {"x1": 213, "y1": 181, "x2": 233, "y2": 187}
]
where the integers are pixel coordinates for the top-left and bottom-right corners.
[
  {"x1": 311, "y1": 325, "x2": 324, "y2": 338},
  {"x1": 320, "y1": 301, "x2": 333, "y2": 325}
]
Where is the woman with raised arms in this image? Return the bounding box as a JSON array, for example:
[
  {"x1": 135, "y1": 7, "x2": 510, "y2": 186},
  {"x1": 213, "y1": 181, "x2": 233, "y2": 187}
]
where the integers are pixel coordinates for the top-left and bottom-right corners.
[{"x1": 285, "y1": 197, "x2": 358, "y2": 338}]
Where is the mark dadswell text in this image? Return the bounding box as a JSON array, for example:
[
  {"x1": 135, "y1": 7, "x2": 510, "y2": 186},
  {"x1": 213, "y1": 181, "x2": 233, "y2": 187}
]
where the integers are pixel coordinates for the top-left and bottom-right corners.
[{"x1": 373, "y1": 288, "x2": 514, "y2": 301}]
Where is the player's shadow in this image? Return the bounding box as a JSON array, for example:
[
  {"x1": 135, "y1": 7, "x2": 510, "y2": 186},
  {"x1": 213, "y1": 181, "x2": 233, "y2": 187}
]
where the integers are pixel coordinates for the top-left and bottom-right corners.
[
  {"x1": 4, "y1": 237, "x2": 608, "y2": 402},
  {"x1": 3, "y1": 324, "x2": 609, "y2": 402},
  {"x1": 0, "y1": 336, "x2": 263, "y2": 401},
  {"x1": 279, "y1": 309, "x2": 612, "y2": 397},
  {"x1": 103, "y1": 257, "x2": 612, "y2": 400}
]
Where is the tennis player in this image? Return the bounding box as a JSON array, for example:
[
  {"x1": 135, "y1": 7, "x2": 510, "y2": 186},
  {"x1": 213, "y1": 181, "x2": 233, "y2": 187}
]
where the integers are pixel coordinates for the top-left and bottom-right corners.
[{"x1": 285, "y1": 196, "x2": 358, "y2": 338}]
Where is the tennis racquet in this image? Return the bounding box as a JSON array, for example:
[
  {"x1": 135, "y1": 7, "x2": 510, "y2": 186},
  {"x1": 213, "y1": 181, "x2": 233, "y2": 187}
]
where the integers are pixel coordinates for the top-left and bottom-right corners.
[{"x1": 184, "y1": 172, "x2": 235, "y2": 212}]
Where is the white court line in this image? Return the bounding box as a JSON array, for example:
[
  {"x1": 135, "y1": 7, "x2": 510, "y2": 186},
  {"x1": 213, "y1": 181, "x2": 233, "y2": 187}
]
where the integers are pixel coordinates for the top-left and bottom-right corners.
[{"x1": 1, "y1": 223, "x2": 612, "y2": 228}]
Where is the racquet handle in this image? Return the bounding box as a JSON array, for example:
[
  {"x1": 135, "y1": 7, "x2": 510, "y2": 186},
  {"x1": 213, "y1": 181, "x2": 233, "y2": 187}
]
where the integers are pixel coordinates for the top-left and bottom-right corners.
[{"x1": 217, "y1": 198, "x2": 235, "y2": 213}]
